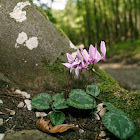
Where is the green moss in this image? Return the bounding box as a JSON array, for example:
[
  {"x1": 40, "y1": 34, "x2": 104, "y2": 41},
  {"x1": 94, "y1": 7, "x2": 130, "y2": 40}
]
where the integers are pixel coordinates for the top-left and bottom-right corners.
[
  {"x1": 35, "y1": 5, "x2": 49, "y2": 20},
  {"x1": 61, "y1": 52, "x2": 65, "y2": 56},
  {"x1": 93, "y1": 64, "x2": 120, "y2": 93},
  {"x1": 94, "y1": 64, "x2": 140, "y2": 136},
  {"x1": 41, "y1": 57, "x2": 67, "y2": 90}
]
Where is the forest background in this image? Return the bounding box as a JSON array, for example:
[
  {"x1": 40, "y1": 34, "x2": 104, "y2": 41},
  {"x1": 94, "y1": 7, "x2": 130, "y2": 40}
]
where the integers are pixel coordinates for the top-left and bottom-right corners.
[{"x1": 30, "y1": 0, "x2": 140, "y2": 59}]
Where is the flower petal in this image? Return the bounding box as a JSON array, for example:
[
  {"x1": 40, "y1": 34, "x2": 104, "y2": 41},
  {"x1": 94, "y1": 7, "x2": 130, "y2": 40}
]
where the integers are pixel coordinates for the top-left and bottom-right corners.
[
  {"x1": 75, "y1": 67, "x2": 79, "y2": 76},
  {"x1": 82, "y1": 49, "x2": 89, "y2": 63},
  {"x1": 100, "y1": 41, "x2": 106, "y2": 58},
  {"x1": 89, "y1": 45, "x2": 96, "y2": 60},
  {"x1": 62, "y1": 63, "x2": 72, "y2": 68},
  {"x1": 77, "y1": 49, "x2": 82, "y2": 60},
  {"x1": 66, "y1": 53, "x2": 74, "y2": 63},
  {"x1": 94, "y1": 44, "x2": 101, "y2": 63}
]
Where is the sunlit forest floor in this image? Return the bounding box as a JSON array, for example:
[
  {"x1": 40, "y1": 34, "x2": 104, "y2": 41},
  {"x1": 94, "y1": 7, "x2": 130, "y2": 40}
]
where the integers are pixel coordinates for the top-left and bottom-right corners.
[{"x1": 99, "y1": 39, "x2": 140, "y2": 90}]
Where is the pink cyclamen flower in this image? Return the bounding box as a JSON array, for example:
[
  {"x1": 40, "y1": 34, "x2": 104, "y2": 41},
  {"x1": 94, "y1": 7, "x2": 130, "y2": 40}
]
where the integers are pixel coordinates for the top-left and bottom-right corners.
[
  {"x1": 77, "y1": 49, "x2": 89, "y2": 69},
  {"x1": 89, "y1": 41, "x2": 106, "y2": 64},
  {"x1": 89, "y1": 44, "x2": 101, "y2": 63},
  {"x1": 62, "y1": 53, "x2": 80, "y2": 76}
]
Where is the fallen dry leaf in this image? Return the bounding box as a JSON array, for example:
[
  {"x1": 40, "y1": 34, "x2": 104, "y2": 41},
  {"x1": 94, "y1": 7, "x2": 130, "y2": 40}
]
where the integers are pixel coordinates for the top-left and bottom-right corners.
[{"x1": 36, "y1": 117, "x2": 75, "y2": 133}]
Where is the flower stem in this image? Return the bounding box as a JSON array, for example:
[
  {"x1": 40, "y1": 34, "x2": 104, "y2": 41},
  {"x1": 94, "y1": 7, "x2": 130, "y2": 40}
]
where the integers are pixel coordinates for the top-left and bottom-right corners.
[
  {"x1": 85, "y1": 68, "x2": 92, "y2": 91},
  {"x1": 77, "y1": 70, "x2": 82, "y2": 88},
  {"x1": 65, "y1": 70, "x2": 69, "y2": 99},
  {"x1": 69, "y1": 74, "x2": 74, "y2": 93}
]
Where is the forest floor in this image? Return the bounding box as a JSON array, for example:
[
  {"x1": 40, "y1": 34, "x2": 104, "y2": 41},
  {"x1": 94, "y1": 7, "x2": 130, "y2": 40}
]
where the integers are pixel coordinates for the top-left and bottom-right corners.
[{"x1": 0, "y1": 89, "x2": 118, "y2": 140}]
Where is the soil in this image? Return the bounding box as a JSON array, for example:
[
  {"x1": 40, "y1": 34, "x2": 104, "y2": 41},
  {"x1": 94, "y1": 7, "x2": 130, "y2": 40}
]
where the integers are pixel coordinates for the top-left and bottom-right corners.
[{"x1": 0, "y1": 89, "x2": 118, "y2": 140}]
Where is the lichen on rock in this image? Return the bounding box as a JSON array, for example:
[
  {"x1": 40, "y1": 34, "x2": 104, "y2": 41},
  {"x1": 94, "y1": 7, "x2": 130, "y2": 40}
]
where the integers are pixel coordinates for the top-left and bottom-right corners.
[{"x1": 9, "y1": 1, "x2": 31, "y2": 22}]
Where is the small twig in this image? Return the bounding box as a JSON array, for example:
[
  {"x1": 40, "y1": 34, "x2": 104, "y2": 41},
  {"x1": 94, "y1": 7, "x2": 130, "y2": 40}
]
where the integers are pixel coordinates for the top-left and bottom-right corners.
[
  {"x1": 0, "y1": 92, "x2": 25, "y2": 99},
  {"x1": 94, "y1": 132, "x2": 99, "y2": 140},
  {"x1": 5, "y1": 108, "x2": 13, "y2": 112},
  {"x1": 79, "y1": 124, "x2": 85, "y2": 130},
  {"x1": 0, "y1": 112, "x2": 5, "y2": 115}
]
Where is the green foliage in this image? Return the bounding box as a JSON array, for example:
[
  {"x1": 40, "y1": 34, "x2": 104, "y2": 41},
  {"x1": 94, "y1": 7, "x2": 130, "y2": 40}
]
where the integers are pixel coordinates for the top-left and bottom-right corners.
[
  {"x1": 103, "y1": 111, "x2": 135, "y2": 139},
  {"x1": 103, "y1": 102, "x2": 117, "y2": 111},
  {"x1": 103, "y1": 102, "x2": 136, "y2": 139},
  {"x1": 52, "y1": 92, "x2": 65, "y2": 101},
  {"x1": 52, "y1": 99, "x2": 69, "y2": 110},
  {"x1": 107, "y1": 39, "x2": 140, "y2": 58},
  {"x1": 130, "y1": 134, "x2": 140, "y2": 140},
  {"x1": 86, "y1": 85, "x2": 100, "y2": 97},
  {"x1": 50, "y1": 111, "x2": 65, "y2": 125},
  {"x1": 52, "y1": 92, "x2": 69, "y2": 109},
  {"x1": 67, "y1": 89, "x2": 96, "y2": 109},
  {"x1": 31, "y1": 93, "x2": 52, "y2": 110}
]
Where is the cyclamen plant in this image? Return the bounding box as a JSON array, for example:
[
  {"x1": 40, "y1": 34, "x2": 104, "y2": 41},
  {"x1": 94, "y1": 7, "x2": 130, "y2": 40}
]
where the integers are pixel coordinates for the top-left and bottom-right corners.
[{"x1": 31, "y1": 41, "x2": 137, "y2": 139}]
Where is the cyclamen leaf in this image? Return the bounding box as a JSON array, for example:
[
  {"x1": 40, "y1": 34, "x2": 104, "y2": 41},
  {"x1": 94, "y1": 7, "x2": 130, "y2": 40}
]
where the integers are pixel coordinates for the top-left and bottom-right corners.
[
  {"x1": 86, "y1": 85, "x2": 100, "y2": 97},
  {"x1": 52, "y1": 99, "x2": 69, "y2": 110},
  {"x1": 67, "y1": 89, "x2": 96, "y2": 109},
  {"x1": 31, "y1": 93, "x2": 51, "y2": 110},
  {"x1": 130, "y1": 134, "x2": 140, "y2": 140},
  {"x1": 52, "y1": 92, "x2": 65, "y2": 101},
  {"x1": 103, "y1": 112, "x2": 135, "y2": 139},
  {"x1": 103, "y1": 102, "x2": 126, "y2": 115},
  {"x1": 50, "y1": 111, "x2": 65, "y2": 125}
]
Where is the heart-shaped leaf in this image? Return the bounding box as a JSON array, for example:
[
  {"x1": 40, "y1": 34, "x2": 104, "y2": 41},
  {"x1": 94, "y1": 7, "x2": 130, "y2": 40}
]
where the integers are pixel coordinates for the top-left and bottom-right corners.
[
  {"x1": 50, "y1": 111, "x2": 65, "y2": 125},
  {"x1": 52, "y1": 92, "x2": 65, "y2": 101},
  {"x1": 86, "y1": 85, "x2": 100, "y2": 97},
  {"x1": 103, "y1": 111, "x2": 135, "y2": 139},
  {"x1": 67, "y1": 89, "x2": 96, "y2": 109},
  {"x1": 31, "y1": 93, "x2": 52, "y2": 110},
  {"x1": 103, "y1": 102, "x2": 126, "y2": 114},
  {"x1": 130, "y1": 134, "x2": 140, "y2": 140},
  {"x1": 52, "y1": 99, "x2": 69, "y2": 110}
]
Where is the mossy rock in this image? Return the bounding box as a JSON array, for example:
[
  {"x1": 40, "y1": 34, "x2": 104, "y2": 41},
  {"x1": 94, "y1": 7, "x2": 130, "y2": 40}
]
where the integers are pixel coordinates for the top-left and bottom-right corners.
[{"x1": 93, "y1": 64, "x2": 140, "y2": 136}]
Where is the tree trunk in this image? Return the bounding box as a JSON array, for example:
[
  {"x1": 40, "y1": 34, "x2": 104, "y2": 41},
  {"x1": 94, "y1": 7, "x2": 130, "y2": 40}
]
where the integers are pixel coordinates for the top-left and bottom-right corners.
[{"x1": 84, "y1": 0, "x2": 93, "y2": 46}]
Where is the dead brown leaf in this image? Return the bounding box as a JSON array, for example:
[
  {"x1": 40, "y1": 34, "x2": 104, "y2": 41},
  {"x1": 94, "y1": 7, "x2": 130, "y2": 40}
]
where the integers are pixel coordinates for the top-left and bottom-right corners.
[{"x1": 36, "y1": 117, "x2": 76, "y2": 133}]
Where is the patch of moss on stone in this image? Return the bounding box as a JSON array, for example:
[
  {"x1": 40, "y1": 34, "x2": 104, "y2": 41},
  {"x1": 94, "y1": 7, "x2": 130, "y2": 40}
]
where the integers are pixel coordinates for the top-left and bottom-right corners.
[
  {"x1": 61, "y1": 52, "x2": 65, "y2": 56},
  {"x1": 41, "y1": 57, "x2": 67, "y2": 90},
  {"x1": 93, "y1": 64, "x2": 120, "y2": 93},
  {"x1": 35, "y1": 5, "x2": 49, "y2": 20}
]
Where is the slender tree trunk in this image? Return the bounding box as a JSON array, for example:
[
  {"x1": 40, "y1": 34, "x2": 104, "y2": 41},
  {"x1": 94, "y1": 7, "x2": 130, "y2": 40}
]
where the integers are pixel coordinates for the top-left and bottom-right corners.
[
  {"x1": 128, "y1": 0, "x2": 134, "y2": 40},
  {"x1": 93, "y1": 0, "x2": 99, "y2": 43},
  {"x1": 84, "y1": 0, "x2": 93, "y2": 46},
  {"x1": 134, "y1": 0, "x2": 139, "y2": 39},
  {"x1": 102, "y1": 0, "x2": 110, "y2": 43},
  {"x1": 115, "y1": 0, "x2": 120, "y2": 41},
  {"x1": 123, "y1": 0, "x2": 128, "y2": 40}
]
